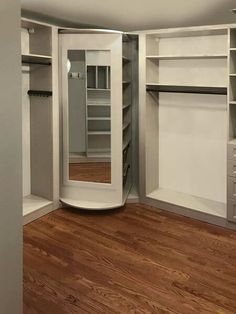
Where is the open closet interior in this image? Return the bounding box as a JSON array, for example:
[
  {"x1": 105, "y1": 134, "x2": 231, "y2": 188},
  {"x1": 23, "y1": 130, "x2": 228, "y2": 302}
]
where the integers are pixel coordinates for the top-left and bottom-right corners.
[
  {"x1": 21, "y1": 19, "x2": 58, "y2": 224},
  {"x1": 19, "y1": 15, "x2": 236, "y2": 227}
]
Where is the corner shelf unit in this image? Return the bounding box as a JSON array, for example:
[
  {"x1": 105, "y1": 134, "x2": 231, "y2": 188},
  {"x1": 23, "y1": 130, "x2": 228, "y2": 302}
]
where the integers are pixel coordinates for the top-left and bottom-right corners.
[
  {"x1": 228, "y1": 28, "x2": 236, "y2": 223},
  {"x1": 21, "y1": 18, "x2": 58, "y2": 225},
  {"x1": 122, "y1": 34, "x2": 133, "y2": 196},
  {"x1": 140, "y1": 25, "x2": 230, "y2": 223}
]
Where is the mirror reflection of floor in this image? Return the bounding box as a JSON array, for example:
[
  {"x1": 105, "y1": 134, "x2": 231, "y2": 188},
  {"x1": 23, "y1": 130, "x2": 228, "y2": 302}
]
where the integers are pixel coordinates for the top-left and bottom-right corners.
[{"x1": 69, "y1": 162, "x2": 111, "y2": 183}]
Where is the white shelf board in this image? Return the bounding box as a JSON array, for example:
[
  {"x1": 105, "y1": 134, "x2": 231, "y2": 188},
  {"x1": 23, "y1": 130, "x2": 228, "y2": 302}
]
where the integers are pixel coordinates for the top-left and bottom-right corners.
[
  {"x1": 22, "y1": 53, "x2": 52, "y2": 59},
  {"x1": 23, "y1": 194, "x2": 52, "y2": 216},
  {"x1": 23, "y1": 194, "x2": 54, "y2": 225},
  {"x1": 123, "y1": 104, "x2": 131, "y2": 110},
  {"x1": 230, "y1": 101, "x2": 236, "y2": 104},
  {"x1": 88, "y1": 131, "x2": 111, "y2": 135},
  {"x1": 148, "y1": 188, "x2": 226, "y2": 218},
  {"x1": 146, "y1": 83, "x2": 227, "y2": 88},
  {"x1": 87, "y1": 88, "x2": 111, "y2": 91},
  {"x1": 87, "y1": 152, "x2": 111, "y2": 158},
  {"x1": 123, "y1": 138, "x2": 131, "y2": 150},
  {"x1": 123, "y1": 56, "x2": 131, "y2": 62},
  {"x1": 87, "y1": 103, "x2": 110, "y2": 107},
  {"x1": 60, "y1": 198, "x2": 121, "y2": 210},
  {"x1": 87, "y1": 117, "x2": 111, "y2": 121},
  {"x1": 146, "y1": 54, "x2": 227, "y2": 60},
  {"x1": 228, "y1": 139, "x2": 236, "y2": 145},
  {"x1": 230, "y1": 48, "x2": 236, "y2": 51},
  {"x1": 123, "y1": 80, "x2": 131, "y2": 85},
  {"x1": 123, "y1": 121, "x2": 131, "y2": 131},
  {"x1": 21, "y1": 54, "x2": 52, "y2": 64}
]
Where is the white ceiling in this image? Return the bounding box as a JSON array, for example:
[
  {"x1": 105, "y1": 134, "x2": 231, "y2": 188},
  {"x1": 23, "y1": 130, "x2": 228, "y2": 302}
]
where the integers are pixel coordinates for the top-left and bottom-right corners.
[{"x1": 21, "y1": 0, "x2": 236, "y2": 31}]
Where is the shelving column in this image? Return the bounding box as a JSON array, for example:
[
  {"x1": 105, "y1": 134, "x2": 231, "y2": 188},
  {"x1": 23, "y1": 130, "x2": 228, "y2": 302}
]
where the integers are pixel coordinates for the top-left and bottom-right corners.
[{"x1": 227, "y1": 27, "x2": 236, "y2": 223}]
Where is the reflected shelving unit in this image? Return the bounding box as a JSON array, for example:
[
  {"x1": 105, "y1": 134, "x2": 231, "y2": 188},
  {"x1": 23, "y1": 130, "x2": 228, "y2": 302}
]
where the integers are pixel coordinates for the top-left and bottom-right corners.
[{"x1": 86, "y1": 52, "x2": 111, "y2": 159}]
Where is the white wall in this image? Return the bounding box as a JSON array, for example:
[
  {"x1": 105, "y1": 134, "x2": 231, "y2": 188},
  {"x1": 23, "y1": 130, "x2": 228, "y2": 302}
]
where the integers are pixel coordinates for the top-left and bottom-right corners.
[
  {"x1": 159, "y1": 93, "x2": 227, "y2": 204},
  {"x1": 0, "y1": 0, "x2": 22, "y2": 313}
]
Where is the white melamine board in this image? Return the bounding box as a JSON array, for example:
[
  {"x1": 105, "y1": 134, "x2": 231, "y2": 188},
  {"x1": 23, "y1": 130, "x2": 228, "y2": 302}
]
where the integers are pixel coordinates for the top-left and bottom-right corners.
[
  {"x1": 21, "y1": 28, "x2": 29, "y2": 55},
  {"x1": 158, "y1": 58, "x2": 227, "y2": 87},
  {"x1": 148, "y1": 188, "x2": 226, "y2": 218},
  {"x1": 23, "y1": 194, "x2": 52, "y2": 216},
  {"x1": 158, "y1": 93, "x2": 227, "y2": 206},
  {"x1": 158, "y1": 35, "x2": 227, "y2": 56},
  {"x1": 146, "y1": 54, "x2": 227, "y2": 59},
  {"x1": 86, "y1": 50, "x2": 111, "y2": 66},
  {"x1": 22, "y1": 65, "x2": 31, "y2": 197}
]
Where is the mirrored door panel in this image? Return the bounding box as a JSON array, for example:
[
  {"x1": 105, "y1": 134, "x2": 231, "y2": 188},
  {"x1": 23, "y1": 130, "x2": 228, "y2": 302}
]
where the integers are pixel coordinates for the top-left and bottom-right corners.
[
  {"x1": 67, "y1": 50, "x2": 111, "y2": 184},
  {"x1": 60, "y1": 32, "x2": 123, "y2": 209}
]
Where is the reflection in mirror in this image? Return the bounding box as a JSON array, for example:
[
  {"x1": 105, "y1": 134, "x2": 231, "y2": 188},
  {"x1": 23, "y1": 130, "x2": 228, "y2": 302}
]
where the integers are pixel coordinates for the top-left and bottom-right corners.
[{"x1": 67, "y1": 50, "x2": 111, "y2": 183}]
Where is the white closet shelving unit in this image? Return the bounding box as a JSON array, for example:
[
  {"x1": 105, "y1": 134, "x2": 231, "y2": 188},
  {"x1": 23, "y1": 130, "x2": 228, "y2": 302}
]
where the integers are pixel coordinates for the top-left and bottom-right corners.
[
  {"x1": 19, "y1": 15, "x2": 236, "y2": 227},
  {"x1": 122, "y1": 35, "x2": 133, "y2": 201},
  {"x1": 21, "y1": 18, "x2": 59, "y2": 224},
  {"x1": 227, "y1": 27, "x2": 236, "y2": 223},
  {"x1": 139, "y1": 25, "x2": 231, "y2": 224}
]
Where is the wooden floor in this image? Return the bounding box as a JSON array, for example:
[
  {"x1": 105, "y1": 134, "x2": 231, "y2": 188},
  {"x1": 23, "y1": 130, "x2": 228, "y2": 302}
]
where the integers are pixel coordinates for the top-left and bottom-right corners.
[
  {"x1": 24, "y1": 203, "x2": 236, "y2": 313},
  {"x1": 69, "y1": 162, "x2": 111, "y2": 183}
]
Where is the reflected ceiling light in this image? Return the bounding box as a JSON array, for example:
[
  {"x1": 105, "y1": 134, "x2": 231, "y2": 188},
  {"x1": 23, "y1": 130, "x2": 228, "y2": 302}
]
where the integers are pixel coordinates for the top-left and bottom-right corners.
[{"x1": 67, "y1": 59, "x2": 71, "y2": 73}]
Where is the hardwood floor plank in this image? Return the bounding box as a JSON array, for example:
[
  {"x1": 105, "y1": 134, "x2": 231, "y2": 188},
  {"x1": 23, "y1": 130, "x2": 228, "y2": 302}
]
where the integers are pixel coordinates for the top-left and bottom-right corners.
[{"x1": 24, "y1": 203, "x2": 236, "y2": 313}]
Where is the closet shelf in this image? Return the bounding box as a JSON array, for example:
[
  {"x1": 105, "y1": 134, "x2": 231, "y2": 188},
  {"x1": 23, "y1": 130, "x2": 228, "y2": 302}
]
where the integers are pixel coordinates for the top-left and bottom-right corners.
[
  {"x1": 123, "y1": 80, "x2": 131, "y2": 85},
  {"x1": 87, "y1": 88, "x2": 110, "y2": 91},
  {"x1": 87, "y1": 117, "x2": 111, "y2": 121},
  {"x1": 87, "y1": 102, "x2": 110, "y2": 107},
  {"x1": 22, "y1": 54, "x2": 52, "y2": 65},
  {"x1": 123, "y1": 56, "x2": 131, "y2": 63},
  {"x1": 123, "y1": 121, "x2": 131, "y2": 131},
  {"x1": 88, "y1": 131, "x2": 111, "y2": 135},
  {"x1": 230, "y1": 101, "x2": 236, "y2": 104},
  {"x1": 123, "y1": 139, "x2": 131, "y2": 151},
  {"x1": 228, "y1": 139, "x2": 236, "y2": 145},
  {"x1": 146, "y1": 84, "x2": 227, "y2": 95},
  {"x1": 123, "y1": 103, "x2": 131, "y2": 110},
  {"x1": 27, "y1": 90, "x2": 52, "y2": 97},
  {"x1": 87, "y1": 148, "x2": 111, "y2": 158},
  {"x1": 146, "y1": 54, "x2": 227, "y2": 60}
]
